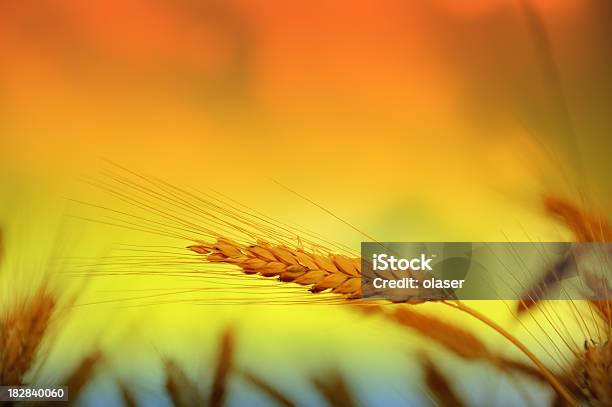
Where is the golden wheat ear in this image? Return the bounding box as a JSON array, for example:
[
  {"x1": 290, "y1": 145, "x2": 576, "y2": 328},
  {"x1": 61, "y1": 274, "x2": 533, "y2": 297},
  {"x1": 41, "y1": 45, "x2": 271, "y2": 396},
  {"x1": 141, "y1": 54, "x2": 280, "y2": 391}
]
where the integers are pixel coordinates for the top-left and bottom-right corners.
[
  {"x1": 419, "y1": 354, "x2": 468, "y2": 407},
  {"x1": 237, "y1": 368, "x2": 297, "y2": 407},
  {"x1": 188, "y1": 238, "x2": 361, "y2": 300},
  {"x1": 0, "y1": 286, "x2": 56, "y2": 386}
]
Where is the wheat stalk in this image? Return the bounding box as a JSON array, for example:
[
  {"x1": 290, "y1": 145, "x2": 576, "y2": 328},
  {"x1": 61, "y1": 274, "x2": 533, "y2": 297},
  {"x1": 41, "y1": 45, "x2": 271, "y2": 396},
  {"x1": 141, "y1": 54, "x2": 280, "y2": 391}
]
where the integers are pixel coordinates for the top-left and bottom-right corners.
[
  {"x1": 237, "y1": 368, "x2": 297, "y2": 407},
  {"x1": 208, "y1": 327, "x2": 234, "y2": 407},
  {"x1": 359, "y1": 305, "x2": 547, "y2": 381}
]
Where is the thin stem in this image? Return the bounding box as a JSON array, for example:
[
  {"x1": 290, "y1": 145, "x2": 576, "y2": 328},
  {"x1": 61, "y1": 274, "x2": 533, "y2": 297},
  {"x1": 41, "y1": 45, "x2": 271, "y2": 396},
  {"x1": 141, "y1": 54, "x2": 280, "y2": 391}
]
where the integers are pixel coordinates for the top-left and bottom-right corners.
[{"x1": 442, "y1": 300, "x2": 577, "y2": 407}]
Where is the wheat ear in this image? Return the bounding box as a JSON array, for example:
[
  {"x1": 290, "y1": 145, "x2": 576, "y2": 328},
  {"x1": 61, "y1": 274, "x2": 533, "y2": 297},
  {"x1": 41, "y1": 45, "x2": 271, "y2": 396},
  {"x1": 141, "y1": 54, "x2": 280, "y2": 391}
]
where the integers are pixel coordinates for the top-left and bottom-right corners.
[
  {"x1": 118, "y1": 382, "x2": 138, "y2": 407},
  {"x1": 311, "y1": 370, "x2": 357, "y2": 407},
  {"x1": 517, "y1": 196, "x2": 611, "y2": 313},
  {"x1": 538, "y1": 196, "x2": 612, "y2": 405},
  {"x1": 164, "y1": 359, "x2": 204, "y2": 407},
  {"x1": 188, "y1": 238, "x2": 361, "y2": 299},
  {"x1": 545, "y1": 196, "x2": 612, "y2": 319},
  {"x1": 545, "y1": 196, "x2": 612, "y2": 242},
  {"x1": 64, "y1": 351, "x2": 103, "y2": 406},
  {"x1": 578, "y1": 340, "x2": 612, "y2": 405},
  {"x1": 420, "y1": 354, "x2": 467, "y2": 407},
  {"x1": 0, "y1": 286, "x2": 55, "y2": 385}
]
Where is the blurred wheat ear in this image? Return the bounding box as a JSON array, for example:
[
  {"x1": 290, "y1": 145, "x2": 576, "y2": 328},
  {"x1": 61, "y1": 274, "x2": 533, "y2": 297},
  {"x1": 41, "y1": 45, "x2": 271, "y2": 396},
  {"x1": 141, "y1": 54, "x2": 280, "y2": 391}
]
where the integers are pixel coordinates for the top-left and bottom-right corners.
[
  {"x1": 584, "y1": 271, "x2": 612, "y2": 322},
  {"x1": 312, "y1": 370, "x2": 357, "y2": 407},
  {"x1": 163, "y1": 327, "x2": 235, "y2": 407},
  {"x1": 0, "y1": 286, "x2": 55, "y2": 386},
  {"x1": 0, "y1": 227, "x2": 101, "y2": 402},
  {"x1": 518, "y1": 196, "x2": 612, "y2": 313},
  {"x1": 521, "y1": 196, "x2": 612, "y2": 405},
  {"x1": 578, "y1": 341, "x2": 612, "y2": 405},
  {"x1": 420, "y1": 354, "x2": 467, "y2": 407},
  {"x1": 64, "y1": 351, "x2": 103, "y2": 406},
  {"x1": 544, "y1": 196, "x2": 612, "y2": 242},
  {"x1": 208, "y1": 327, "x2": 234, "y2": 407},
  {"x1": 118, "y1": 382, "x2": 138, "y2": 407},
  {"x1": 164, "y1": 359, "x2": 204, "y2": 407}
]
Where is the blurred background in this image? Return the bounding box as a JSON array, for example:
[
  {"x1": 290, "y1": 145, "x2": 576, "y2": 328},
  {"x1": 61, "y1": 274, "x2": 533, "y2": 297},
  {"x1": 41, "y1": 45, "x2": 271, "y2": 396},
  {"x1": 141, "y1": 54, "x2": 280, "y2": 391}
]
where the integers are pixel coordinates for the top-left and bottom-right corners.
[{"x1": 0, "y1": 1, "x2": 610, "y2": 406}]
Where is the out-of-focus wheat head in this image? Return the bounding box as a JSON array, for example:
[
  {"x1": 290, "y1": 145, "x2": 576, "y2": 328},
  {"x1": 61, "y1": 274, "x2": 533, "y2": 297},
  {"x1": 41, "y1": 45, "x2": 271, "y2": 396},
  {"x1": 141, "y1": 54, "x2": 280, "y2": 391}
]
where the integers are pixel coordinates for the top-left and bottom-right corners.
[
  {"x1": 0, "y1": 285, "x2": 55, "y2": 385},
  {"x1": 577, "y1": 340, "x2": 612, "y2": 406},
  {"x1": 544, "y1": 196, "x2": 612, "y2": 243},
  {"x1": 158, "y1": 326, "x2": 362, "y2": 407},
  {"x1": 420, "y1": 354, "x2": 467, "y2": 407},
  {"x1": 311, "y1": 370, "x2": 357, "y2": 407},
  {"x1": 537, "y1": 196, "x2": 612, "y2": 406},
  {"x1": 0, "y1": 225, "x2": 58, "y2": 386},
  {"x1": 164, "y1": 359, "x2": 205, "y2": 407},
  {"x1": 0, "y1": 226, "x2": 102, "y2": 403},
  {"x1": 63, "y1": 351, "x2": 104, "y2": 406},
  {"x1": 163, "y1": 327, "x2": 234, "y2": 407}
]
